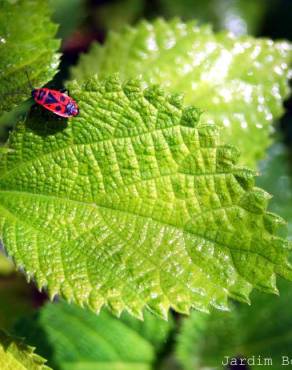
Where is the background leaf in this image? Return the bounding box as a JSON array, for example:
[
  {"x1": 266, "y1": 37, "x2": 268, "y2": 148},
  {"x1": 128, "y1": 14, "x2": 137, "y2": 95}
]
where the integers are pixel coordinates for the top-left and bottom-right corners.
[
  {"x1": 0, "y1": 329, "x2": 50, "y2": 370},
  {"x1": 0, "y1": 0, "x2": 61, "y2": 115},
  {"x1": 0, "y1": 76, "x2": 291, "y2": 317},
  {"x1": 257, "y1": 143, "x2": 292, "y2": 237},
  {"x1": 14, "y1": 300, "x2": 172, "y2": 370},
  {"x1": 71, "y1": 19, "x2": 292, "y2": 167}
]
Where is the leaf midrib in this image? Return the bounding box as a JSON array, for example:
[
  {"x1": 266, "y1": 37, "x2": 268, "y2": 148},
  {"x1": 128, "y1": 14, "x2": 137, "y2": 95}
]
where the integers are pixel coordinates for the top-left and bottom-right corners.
[
  {"x1": 0, "y1": 189, "x2": 275, "y2": 266},
  {"x1": 0, "y1": 123, "x2": 218, "y2": 181}
]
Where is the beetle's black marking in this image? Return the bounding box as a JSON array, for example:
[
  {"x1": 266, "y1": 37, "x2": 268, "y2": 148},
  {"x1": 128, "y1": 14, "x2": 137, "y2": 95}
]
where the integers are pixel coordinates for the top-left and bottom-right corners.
[
  {"x1": 44, "y1": 92, "x2": 58, "y2": 104},
  {"x1": 55, "y1": 106, "x2": 62, "y2": 111},
  {"x1": 60, "y1": 96, "x2": 66, "y2": 102}
]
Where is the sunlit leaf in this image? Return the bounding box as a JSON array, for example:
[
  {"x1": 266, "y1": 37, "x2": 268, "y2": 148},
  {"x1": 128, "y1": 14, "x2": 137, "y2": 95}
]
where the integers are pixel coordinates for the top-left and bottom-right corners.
[
  {"x1": 176, "y1": 143, "x2": 292, "y2": 370},
  {"x1": 0, "y1": 76, "x2": 291, "y2": 317},
  {"x1": 71, "y1": 19, "x2": 292, "y2": 167}
]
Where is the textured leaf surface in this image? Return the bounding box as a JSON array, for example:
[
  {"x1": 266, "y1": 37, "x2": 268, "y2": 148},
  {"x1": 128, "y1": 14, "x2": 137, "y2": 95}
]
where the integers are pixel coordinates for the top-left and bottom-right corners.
[
  {"x1": 176, "y1": 146, "x2": 292, "y2": 370},
  {"x1": 0, "y1": 76, "x2": 291, "y2": 317},
  {"x1": 71, "y1": 19, "x2": 292, "y2": 167},
  {"x1": 14, "y1": 301, "x2": 172, "y2": 370},
  {"x1": 176, "y1": 278, "x2": 292, "y2": 370},
  {"x1": 0, "y1": 330, "x2": 50, "y2": 370},
  {"x1": 0, "y1": 0, "x2": 60, "y2": 115}
]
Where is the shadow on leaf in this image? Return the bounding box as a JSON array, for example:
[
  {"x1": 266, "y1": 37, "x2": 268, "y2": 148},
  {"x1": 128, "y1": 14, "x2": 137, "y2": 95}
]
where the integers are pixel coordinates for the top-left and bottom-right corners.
[{"x1": 25, "y1": 105, "x2": 68, "y2": 137}]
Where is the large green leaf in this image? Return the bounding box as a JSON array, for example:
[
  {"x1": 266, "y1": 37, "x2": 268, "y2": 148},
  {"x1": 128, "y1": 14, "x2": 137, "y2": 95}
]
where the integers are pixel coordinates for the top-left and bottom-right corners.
[
  {"x1": 176, "y1": 144, "x2": 292, "y2": 370},
  {"x1": 0, "y1": 0, "x2": 60, "y2": 115},
  {"x1": 71, "y1": 19, "x2": 292, "y2": 167},
  {"x1": 0, "y1": 330, "x2": 50, "y2": 370},
  {"x1": 14, "y1": 301, "x2": 172, "y2": 370},
  {"x1": 0, "y1": 76, "x2": 291, "y2": 317}
]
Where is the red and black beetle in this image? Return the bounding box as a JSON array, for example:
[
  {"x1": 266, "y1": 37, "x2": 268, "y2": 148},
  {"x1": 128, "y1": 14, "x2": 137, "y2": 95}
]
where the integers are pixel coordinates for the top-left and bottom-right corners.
[{"x1": 31, "y1": 87, "x2": 79, "y2": 118}]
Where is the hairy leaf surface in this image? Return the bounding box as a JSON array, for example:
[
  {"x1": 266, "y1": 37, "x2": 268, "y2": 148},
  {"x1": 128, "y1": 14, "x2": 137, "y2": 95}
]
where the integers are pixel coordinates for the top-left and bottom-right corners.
[
  {"x1": 0, "y1": 330, "x2": 50, "y2": 370},
  {"x1": 0, "y1": 76, "x2": 291, "y2": 316},
  {"x1": 176, "y1": 145, "x2": 292, "y2": 369},
  {"x1": 0, "y1": 0, "x2": 60, "y2": 115},
  {"x1": 15, "y1": 301, "x2": 171, "y2": 370},
  {"x1": 71, "y1": 19, "x2": 292, "y2": 167}
]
